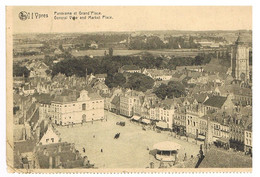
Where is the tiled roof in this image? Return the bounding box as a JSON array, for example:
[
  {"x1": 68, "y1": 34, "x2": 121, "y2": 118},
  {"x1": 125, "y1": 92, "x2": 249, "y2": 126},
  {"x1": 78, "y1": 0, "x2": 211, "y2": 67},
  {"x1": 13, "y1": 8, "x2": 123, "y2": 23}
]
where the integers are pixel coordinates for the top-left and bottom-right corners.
[
  {"x1": 199, "y1": 147, "x2": 252, "y2": 168},
  {"x1": 111, "y1": 95, "x2": 120, "y2": 105},
  {"x1": 193, "y1": 93, "x2": 208, "y2": 103},
  {"x1": 203, "y1": 96, "x2": 227, "y2": 108},
  {"x1": 14, "y1": 139, "x2": 36, "y2": 154}
]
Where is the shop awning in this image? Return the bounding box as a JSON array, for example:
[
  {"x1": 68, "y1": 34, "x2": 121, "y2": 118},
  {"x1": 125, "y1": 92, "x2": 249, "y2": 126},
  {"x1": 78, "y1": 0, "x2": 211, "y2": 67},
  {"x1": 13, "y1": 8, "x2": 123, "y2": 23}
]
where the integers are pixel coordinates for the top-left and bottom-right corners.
[
  {"x1": 131, "y1": 115, "x2": 141, "y2": 121},
  {"x1": 141, "y1": 118, "x2": 151, "y2": 124},
  {"x1": 216, "y1": 137, "x2": 229, "y2": 143},
  {"x1": 197, "y1": 134, "x2": 205, "y2": 140},
  {"x1": 156, "y1": 121, "x2": 168, "y2": 129}
]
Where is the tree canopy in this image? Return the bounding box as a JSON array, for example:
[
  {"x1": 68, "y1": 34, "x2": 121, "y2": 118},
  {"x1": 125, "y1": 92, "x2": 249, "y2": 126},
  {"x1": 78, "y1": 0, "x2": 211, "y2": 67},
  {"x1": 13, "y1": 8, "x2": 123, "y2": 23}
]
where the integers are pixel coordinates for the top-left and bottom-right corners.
[
  {"x1": 154, "y1": 81, "x2": 186, "y2": 99},
  {"x1": 13, "y1": 64, "x2": 30, "y2": 77},
  {"x1": 125, "y1": 73, "x2": 154, "y2": 92}
]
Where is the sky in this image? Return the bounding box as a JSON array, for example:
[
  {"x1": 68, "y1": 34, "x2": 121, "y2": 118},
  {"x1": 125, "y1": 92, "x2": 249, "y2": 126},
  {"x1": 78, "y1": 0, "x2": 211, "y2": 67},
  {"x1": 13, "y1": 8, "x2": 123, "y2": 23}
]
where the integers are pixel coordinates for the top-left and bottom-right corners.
[{"x1": 7, "y1": 6, "x2": 252, "y2": 34}]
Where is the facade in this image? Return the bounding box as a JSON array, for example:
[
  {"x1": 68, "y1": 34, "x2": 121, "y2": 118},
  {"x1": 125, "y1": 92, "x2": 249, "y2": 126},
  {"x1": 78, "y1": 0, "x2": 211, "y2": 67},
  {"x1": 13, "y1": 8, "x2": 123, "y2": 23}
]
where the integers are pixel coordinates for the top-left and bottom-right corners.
[
  {"x1": 40, "y1": 90, "x2": 104, "y2": 125},
  {"x1": 119, "y1": 94, "x2": 135, "y2": 117},
  {"x1": 231, "y1": 34, "x2": 250, "y2": 82},
  {"x1": 244, "y1": 128, "x2": 252, "y2": 154},
  {"x1": 38, "y1": 124, "x2": 61, "y2": 145},
  {"x1": 149, "y1": 99, "x2": 175, "y2": 129},
  {"x1": 186, "y1": 110, "x2": 200, "y2": 138},
  {"x1": 118, "y1": 65, "x2": 141, "y2": 73},
  {"x1": 173, "y1": 108, "x2": 186, "y2": 135}
]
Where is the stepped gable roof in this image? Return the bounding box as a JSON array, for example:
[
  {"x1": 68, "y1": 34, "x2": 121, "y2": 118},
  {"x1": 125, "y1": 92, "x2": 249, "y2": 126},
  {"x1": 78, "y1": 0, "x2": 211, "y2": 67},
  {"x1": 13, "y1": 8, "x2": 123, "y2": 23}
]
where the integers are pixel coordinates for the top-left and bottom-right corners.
[{"x1": 203, "y1": 96, "x2": 227, "y2": 108}]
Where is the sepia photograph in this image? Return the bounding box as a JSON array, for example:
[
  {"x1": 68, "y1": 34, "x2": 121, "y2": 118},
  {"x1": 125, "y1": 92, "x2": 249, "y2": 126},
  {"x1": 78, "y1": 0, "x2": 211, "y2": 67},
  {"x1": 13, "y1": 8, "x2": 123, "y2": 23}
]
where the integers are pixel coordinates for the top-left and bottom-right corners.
[{"x1": 6, "y1": 6, "x2": 252, "y2": 173}]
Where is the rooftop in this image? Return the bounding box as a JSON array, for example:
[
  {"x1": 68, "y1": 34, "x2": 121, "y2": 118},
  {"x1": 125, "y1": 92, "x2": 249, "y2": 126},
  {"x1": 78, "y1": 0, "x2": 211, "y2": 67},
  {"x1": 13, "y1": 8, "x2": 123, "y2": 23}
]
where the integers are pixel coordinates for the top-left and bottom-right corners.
[
  {"x1": 203, "y1": 96, "x2": 227, "y2": 108},
  {"x1": 199, "y1": 147, "x2": 252, "y2": 168}
]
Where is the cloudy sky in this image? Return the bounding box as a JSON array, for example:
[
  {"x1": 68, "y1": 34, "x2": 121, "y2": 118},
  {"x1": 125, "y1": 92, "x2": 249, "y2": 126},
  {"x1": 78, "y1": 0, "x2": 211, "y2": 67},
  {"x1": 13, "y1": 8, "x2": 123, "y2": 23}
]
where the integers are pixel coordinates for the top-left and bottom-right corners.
[{"x1": 8, "y1": 6, "x2": 252, "y2": 34}]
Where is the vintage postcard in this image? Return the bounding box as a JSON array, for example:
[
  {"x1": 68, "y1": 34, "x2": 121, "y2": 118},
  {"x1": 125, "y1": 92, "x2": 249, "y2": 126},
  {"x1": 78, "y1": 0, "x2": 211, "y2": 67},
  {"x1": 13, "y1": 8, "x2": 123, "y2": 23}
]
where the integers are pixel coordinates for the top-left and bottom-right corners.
[{"x1": 6, "y1": 6, "x2": 252, "y2": 173}]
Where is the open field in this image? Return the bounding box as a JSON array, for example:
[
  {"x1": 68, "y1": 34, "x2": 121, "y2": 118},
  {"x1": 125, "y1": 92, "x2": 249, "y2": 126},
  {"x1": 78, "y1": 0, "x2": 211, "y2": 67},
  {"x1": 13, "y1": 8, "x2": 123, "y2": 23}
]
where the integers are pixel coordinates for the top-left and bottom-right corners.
[
  {"x1": 13, "y1": 55, "x2": 45, "y2": 62},
  {"x1": 71, "y1": 49, "x2": 206, "y2": 58},
  {"x1": 56, "y1": 111, "x2": 200, "y2": 168}
]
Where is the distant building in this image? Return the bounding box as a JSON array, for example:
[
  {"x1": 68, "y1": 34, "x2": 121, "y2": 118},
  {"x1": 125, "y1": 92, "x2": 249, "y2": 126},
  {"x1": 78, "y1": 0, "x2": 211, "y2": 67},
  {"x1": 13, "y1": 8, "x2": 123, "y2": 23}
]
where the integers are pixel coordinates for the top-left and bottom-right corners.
[
  {"x1": 95, "y1": 74, "x2": 107, "y2": 82},
  {"x1": 231, "y1": 34, "x2": 250, "y2": 82},
  {"x1": 244, "y1": 122, "x2": 252, "y2": 154},
  {"x1": 28, "y1": 61, "x2": 49, "y2": 78},
  {"x1": 89, "y1": 41, "x2": 98, "y2": 49},
  {"x1": 118, "y1": 65, "x2": 141, "y2": 74}
]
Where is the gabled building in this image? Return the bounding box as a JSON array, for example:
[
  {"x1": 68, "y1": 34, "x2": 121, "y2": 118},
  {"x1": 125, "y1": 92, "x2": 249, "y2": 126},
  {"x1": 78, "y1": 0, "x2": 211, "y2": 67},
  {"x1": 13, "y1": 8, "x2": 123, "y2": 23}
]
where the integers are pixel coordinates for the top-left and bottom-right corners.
[
  {"x1": 203, "y1": 95, "x2": 234, "y2": 115},
  {"x1": 39, "y1": 90, "x2": 104, "y2": 125},
  {"x1": 38, "y1": 124, "x2": 61, "y2": 145},
  {"x1": 118, "y1": 65, "x2": 141, "y2": 74}
]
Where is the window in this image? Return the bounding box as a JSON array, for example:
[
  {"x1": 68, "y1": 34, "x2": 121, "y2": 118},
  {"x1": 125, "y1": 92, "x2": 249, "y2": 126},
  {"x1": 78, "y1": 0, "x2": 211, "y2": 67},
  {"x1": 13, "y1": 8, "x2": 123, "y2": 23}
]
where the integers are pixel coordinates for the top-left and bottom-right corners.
[{"x1": 51, "y1": 138, "x2": 54, "y2": 142}]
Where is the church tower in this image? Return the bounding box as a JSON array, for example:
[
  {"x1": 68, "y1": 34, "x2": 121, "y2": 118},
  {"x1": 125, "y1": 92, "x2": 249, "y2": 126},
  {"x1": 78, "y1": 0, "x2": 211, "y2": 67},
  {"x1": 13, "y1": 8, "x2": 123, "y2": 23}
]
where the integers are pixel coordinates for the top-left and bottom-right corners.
[{"x1": 231, "y1": 33, "x2": 250, "y2": 82}]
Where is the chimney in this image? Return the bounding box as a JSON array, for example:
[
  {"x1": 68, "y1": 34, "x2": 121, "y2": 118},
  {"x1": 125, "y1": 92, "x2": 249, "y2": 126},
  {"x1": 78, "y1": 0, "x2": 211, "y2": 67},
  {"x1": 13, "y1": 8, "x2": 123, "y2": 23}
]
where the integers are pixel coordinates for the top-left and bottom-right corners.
[{"x1": 49, "y1": 156, "x2": 53, "y2": 169}]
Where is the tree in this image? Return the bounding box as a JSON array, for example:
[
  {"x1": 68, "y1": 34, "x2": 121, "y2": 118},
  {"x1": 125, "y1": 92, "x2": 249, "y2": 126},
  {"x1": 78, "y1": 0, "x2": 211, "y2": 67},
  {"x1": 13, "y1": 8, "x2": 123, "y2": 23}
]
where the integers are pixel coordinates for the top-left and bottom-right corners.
[
  {"x1": 105, "y1": 73, "x2": 126, "y2": 88},
  {"x1": 154, "y1": 81, "x2": 186, "y2": 99},
  {"x1": 109, "y1": 48, "x2": 113, "y2": 57},
  {"x1": 13, "y1": 64, "x2": 30, "y2": 78},
  {"x1": 126, "y1": 73, "x2": 154, "y2": 92}
]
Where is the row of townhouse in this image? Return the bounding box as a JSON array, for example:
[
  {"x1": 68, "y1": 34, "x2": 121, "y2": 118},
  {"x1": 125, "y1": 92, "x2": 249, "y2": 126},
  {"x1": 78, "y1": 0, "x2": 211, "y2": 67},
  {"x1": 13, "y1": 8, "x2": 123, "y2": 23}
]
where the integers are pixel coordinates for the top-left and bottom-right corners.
[
  {"x1": 106, "y1": 88, "x2": 252, "y2": 153},
  {"x1": 171, "y1": 93, "x2": 252, "y2": 152}
]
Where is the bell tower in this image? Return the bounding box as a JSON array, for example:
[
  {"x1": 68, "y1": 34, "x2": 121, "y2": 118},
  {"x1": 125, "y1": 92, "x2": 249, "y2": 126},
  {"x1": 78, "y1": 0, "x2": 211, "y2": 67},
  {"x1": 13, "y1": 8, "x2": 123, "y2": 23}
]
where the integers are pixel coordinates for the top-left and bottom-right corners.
[{"x1": 231, "y1": 33, "x2": 250, "y2": 82}]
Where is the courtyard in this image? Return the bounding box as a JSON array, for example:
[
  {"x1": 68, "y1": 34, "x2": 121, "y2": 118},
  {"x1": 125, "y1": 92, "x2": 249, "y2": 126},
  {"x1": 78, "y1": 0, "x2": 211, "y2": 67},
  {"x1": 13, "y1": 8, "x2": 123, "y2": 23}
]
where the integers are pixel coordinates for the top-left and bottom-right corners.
[{"x1": 56, "y1": 111, "x2": 200, "y2": 168}]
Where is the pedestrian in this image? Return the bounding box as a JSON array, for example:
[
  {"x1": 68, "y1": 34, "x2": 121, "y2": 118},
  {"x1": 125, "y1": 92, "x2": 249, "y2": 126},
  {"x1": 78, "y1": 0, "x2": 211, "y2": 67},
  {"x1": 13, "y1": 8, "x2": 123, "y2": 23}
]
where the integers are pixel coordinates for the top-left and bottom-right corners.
[
  {"x1": 184, "y1": 153, "x2": 187, "y2": 161},
  {"x1": 101, "y1": 149, "x2": 103, "y2": 153},
  {"x1": 93, "y1": 135, "x2": 95, "y2": 138},
  {"x1": 83, "y1": 147, "x2": 85, "y2": 153}
]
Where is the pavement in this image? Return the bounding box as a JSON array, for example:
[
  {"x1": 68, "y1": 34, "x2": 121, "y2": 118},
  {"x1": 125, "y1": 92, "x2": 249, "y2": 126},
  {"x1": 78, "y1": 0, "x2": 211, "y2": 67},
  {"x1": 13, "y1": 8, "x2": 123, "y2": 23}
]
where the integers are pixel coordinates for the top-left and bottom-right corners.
[{"x1": 56, "y1": 111, "x2": 200, "y2": 168}]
